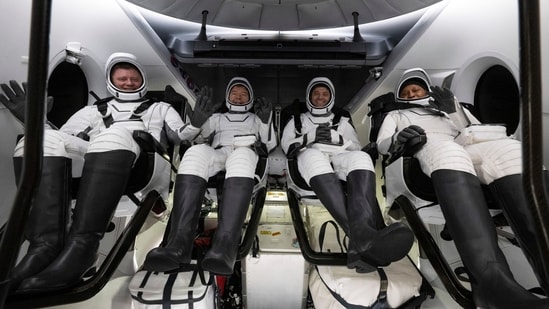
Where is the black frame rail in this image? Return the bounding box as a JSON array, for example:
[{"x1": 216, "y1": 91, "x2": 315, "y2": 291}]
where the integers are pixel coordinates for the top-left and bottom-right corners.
[
  {"x1": 0, "y1": 0, "x2": 52, "y2": 306},
  {"x1": 518, "y1": 0, "x2": 549, "y2": 284},
  {"x1": 287, "y1": 188, "x2": 348, "y2": 265},
  {"x1": 238, "y1": 186, "x2": 267, "y2": 259},
  {"x1": 394, "y1": 195, "x2": 473, "y2": 308}
]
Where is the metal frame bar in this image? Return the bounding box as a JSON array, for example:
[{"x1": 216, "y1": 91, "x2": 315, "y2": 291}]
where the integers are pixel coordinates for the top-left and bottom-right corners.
[
  {"x1": 518, "y1": 0, "x2": 549, "y2": 284},
  {"x1": 0, "y1": 0, "x2": 52, "y2": 305}
]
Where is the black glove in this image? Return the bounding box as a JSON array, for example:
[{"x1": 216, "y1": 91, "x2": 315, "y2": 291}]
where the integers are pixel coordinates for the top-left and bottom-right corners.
[
  {"x1": 429, "y1": 86, "x2": 456, "y2": 114},
  {"x1": 0, "y1": 80, "x2": 27, "y2": 122},
  {"x1": 0, "y1": 80, "x2": 54, "y2": 125},
  {"x1": 314, "y1": 123, "x2": 332, "y2": 143},
  {"x1": 391, "y1": 125, "x2": 427, "y2": 156},
  {"x1": 190, "y1": 86, "x2": 220, "y2": 128},
  {"x1": 254, "y1": 97, "x2": 272, "y2": 123}
]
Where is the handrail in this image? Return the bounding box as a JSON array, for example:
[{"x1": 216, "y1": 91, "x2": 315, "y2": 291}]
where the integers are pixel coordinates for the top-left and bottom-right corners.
[
  {"x1": 238, "y1": 186, "x2": 267, "y2": 259},
  {"x1": 287, "y1": 189, "x2": 348, "y2": 266},
  {"x1": 0, "y1": 0, "x2": 52, "y2": 307},
  {"x1": 394, "y1": 195, "x2": 473, "y2": 308},
  {"x1": 518, "y1": 0, "x2": 549, "y2": 285}
]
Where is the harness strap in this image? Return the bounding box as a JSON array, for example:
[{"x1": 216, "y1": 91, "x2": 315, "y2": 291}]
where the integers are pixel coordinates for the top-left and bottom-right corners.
[
  {"x1": 94, "y1": 96, "x2": 157, "y2": 128},
  {"x1": 318, "y1": 220, "x2": 344, "y2": 253},
  {"x1": 294, "y1": 108, "x2": 345, "y2": 135},
  {"x1": 131, "y1": 99, "x2": 155, "y2": 119},
  {"x1": 372, "y1": 268, "x2": 390, "y2": 309},
  {"x1": 162, "y1": 273, "x2": 177, "y2": 309},
  {"x1": 94, "y1": 96, "x2": 114, "y2": 127}
]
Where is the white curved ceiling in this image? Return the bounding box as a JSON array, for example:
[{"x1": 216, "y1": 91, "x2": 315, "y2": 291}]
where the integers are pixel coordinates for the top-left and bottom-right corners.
[{"x1": 126, "y1": 0, "x2": 441, "y2": 31}]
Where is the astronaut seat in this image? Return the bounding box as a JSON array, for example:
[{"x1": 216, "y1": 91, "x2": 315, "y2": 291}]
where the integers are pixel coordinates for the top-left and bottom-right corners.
[
  {"x1": 285, "y1": 149, "x2": 354, "y2": 265},
  {"x1": 156, "y1": 108, "x2": 271, "y2": 271},
  {"x1": 280, "y1": 99, "x2": 351, "y2": 265},
  {"x1": 85, "y1": 91, "x2": 184, "y2": 279},
  {"x1": 383, "y1": 150, "x2": 547, "y2": 296},
  {"x1": 200, "y1": 141, "x2": 270, "y2": 261},
  {"x1": 3, "y1": 85, "x2": 183, "y2": 309},
  {"x1": 369, "y1": 83, "x2": 543, "y2": 307},
  {"x1": 280, "y1": 98, "x2": 404, "y2": 266},
  {"x1": 280, "y1": 100, "x2": 434, "y2": 309},
  {"x1": 283, "y1": 135, "x2": 437, "y2": 309}
]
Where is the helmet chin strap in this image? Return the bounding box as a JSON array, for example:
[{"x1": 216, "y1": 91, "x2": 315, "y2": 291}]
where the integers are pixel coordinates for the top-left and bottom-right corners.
[
  {"x1": 309, "y1": 104, "x2": 333, "y2": 116},
  {"x1": 396, "y1": 96, "x2": 431, "y2": 106},
  {"x1": 227, "y1": 100, "x2": 253, "y2": 113},
  {"x1": 311, "y1": 110, "x2": 332, "y2": 117},
  {"x1": 108, "y1": 86, "x2": 147, "y2": 101},
  {"x1": 114, "y1": 97, "x2": 146, "y2": 103},
  {"x1": 227, "y1": 108, "x2": 248, "y2": 114}
]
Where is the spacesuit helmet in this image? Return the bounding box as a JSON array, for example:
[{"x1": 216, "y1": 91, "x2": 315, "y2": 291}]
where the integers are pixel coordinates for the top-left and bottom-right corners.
[
  {"x1": 225, "y1": 77, "x2": 254, "y2": 112},
  {"x1": 105, "y1": 52, "x2": 148, "y2": 101},
  {"x1": 395, "y1": 68, "x2": 432, "y2": 106},
  {"x1": 306, "y1": 77, "x2": 335, "y2": 116}
]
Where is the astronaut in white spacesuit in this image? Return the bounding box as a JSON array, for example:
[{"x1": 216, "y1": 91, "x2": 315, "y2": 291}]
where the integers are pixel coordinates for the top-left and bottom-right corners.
[
  {"x1": 1, "y1": 52, "x2": 196, "y2": 292},
  {"x1": 375, "y1": 68, "x2": 549, "y2": 309},
  {"x1": 281, "y1": 77, "x2": 414, "y2": 273},
  {"x1": 143, "y1": 76, "x2": 276, "y2": 276}
]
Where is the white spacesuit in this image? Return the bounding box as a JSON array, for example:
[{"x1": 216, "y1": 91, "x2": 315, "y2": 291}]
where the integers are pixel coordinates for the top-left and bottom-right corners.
[
  {"x1": 6, "y1": 52, "x2": 194, "y2": 293},
  {"x1": 281, "y1": 77, "x2": 372, "y2": 183},
  {"x1": 281, "y1": 77, "x2": 414, "y2": 273},
  {"x1": 144, "y1": 77, "x2": 276, "y2": 275},
  {"x1": 377, "y1": 69, "x2": 522, "y2": 182},
  {"x1": 374, "y1": 68, "x2": 549, "y2": 308}
]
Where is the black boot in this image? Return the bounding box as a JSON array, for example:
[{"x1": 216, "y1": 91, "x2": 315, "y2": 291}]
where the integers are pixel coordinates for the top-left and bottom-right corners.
[
  {"x1": 346, "y1": 170, "x2": 414, "y2": 266},
  {"x1": 310, "y1": 172, "x2": 414, "y2": 270},
  {"x1": 201, "y1": 177, "x2": 253, "y2": 275},
  {"x1": 489, "y1": 173, "x2": 549, "y2": 294},
  {"x1": 18, "y1": 150, "x2": 136, "y2": 292},
  {"x1": 432, "y1": 169, "x2": 549, "y2": 309},
  {"x1": 143, "y1": 174, "x2": 207, "y2": 272},
  {"x1": 9, "y1": 157, "x2": 71, "y2": 292},
  {"x1": 309, "y1": 173, "x2": 370, "y2": 272}
]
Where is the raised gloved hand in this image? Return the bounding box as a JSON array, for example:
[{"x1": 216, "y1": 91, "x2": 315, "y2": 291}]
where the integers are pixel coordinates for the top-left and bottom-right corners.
[
  {"x1": 313, "y1": 123, "x2": 332, "y2": 143},
  {"x1": 0, "y1": 80, "x2": 27, "y2": 122},
  {"x1": 429, "y1": 86, "x2": 456, "y2": 114},
  {"x1": 391, "y1": 125, "x2": 427, "y2": 156},
  {"x1": 190, "y1": 86, "x2": 221, "y2": 128},
  {"x1": 0, "y1": 80, "x2": 54, "y2": 125},
  {"x1": 254, "y1": 97, "x2": 272, "y2": 123}
]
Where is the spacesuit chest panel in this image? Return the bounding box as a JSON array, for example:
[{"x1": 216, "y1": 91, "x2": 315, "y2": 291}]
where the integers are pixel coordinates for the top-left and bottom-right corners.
[
  {"x1": 108, "y1": 101, "x2": 143, "y2": 121},
  {"x1": 301, "y1": 113, "x2": 335, "y2": 132},
  {"x1": 103, "y1": 101, "x2": 148, "y2": 131},
  {"x1": 211, "y1": 113, "x2": 259, "y2": 148},
  {"x1": 397, "y1": 109, "x2": 459, "y2": 137}
]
